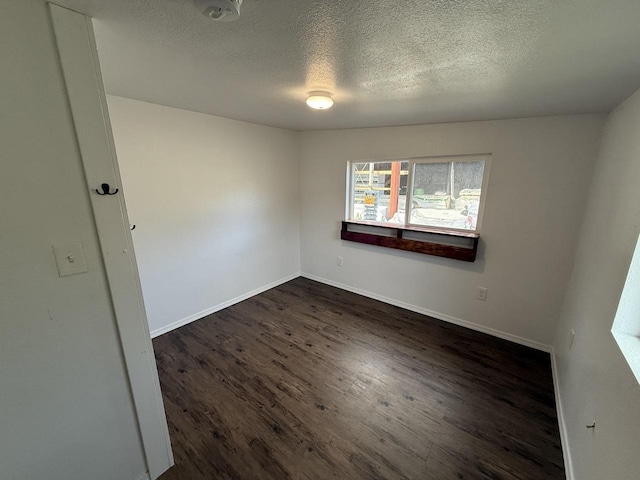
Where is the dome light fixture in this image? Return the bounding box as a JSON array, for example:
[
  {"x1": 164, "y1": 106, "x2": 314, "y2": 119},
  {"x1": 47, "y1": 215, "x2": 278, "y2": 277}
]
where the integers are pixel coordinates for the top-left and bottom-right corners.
[{"x1": 306, "y1": 92, "x2": 334, "y2": 110}]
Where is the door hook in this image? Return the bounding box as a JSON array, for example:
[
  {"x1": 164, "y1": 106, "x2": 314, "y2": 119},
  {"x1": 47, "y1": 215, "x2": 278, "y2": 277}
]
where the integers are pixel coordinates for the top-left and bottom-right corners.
[{"x1": 95, "y1": 183, "x2": 119, "y2": 195}]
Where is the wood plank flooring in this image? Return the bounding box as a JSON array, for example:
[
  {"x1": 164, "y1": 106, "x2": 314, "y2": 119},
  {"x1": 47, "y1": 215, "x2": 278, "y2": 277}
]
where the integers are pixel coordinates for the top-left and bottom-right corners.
[{"x1": 154, "y1": 277, "x2": 564, "y2": 480}]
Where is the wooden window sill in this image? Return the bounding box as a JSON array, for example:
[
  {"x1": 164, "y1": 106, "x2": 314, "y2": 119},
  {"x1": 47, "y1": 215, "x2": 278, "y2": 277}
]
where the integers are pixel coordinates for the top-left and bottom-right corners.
[{"x1": 340, "y1": 220, "x2": 479, "y2": 262}]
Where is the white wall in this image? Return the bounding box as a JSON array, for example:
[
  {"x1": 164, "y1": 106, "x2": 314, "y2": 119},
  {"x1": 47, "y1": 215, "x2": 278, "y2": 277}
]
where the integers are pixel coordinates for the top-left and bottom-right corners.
[
  {"x1": 553, "y1": 89, "x2": 640, "y2": 479},
  {"x1": 107, "y1": 96, "x2": 300, "y2": 336},
  {"x1": 0, "y1": 2, "x2": 147, "y2": 480},
  {"x1": 299, "y1": 115, "x2": 604, "y2": 349}
]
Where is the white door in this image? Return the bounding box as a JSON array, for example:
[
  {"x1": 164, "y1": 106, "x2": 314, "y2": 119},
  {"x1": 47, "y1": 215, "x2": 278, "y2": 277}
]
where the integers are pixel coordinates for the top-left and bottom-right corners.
[{"x1": 49, "y1": 4, "x2": 173, "y2": 479}]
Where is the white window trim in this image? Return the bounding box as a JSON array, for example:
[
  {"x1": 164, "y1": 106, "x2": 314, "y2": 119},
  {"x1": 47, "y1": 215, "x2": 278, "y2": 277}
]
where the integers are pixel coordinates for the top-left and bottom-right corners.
[
  {"x1": 346, "y1": 153, "x2": 491, "y2": 235},
  {"x1": 612, "y1": 233, "x2": 640, "y2": 386}
]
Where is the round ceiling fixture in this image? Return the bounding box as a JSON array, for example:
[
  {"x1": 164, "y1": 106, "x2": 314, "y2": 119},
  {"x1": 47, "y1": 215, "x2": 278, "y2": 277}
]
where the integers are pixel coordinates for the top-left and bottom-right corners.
[
  {"x1": 193, "y1": 0, "x2": 243, "y2": 22},
  {"x1": 306, "y1": 92, "x2": 334, "y2": 110}
]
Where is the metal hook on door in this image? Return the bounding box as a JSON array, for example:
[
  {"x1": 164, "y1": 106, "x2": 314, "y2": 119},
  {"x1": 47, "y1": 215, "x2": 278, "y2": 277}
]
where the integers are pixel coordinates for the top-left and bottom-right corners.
[{"x1": 95, "y1": 183, "x2": 119, "y2": 195}]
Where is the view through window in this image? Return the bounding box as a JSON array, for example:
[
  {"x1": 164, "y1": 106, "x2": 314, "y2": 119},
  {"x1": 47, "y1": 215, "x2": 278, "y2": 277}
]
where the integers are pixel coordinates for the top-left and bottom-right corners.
[{"x1": 349, "y1": 155, "x2": 489, "y2": 232}]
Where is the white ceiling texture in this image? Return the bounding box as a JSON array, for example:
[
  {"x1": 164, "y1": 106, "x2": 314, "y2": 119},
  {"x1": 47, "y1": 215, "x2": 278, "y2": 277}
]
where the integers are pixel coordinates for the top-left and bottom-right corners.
[{"x1": 58, "y1": 0, "x2": 640, "y2": 130}]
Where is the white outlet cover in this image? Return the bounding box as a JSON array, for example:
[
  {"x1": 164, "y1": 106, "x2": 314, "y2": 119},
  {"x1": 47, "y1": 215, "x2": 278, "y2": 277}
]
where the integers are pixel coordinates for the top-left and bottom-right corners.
[
  {"x1": 476, "y1": 287, "x2": 488, "y2": 301},
  {"x1": 53, "y1": 242, "x2": 88, "y2": 277}
]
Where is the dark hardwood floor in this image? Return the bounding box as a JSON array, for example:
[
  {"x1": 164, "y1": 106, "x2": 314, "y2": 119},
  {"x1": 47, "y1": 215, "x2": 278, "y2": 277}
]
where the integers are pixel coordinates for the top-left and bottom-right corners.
[{"x1": 154, "y1": 277, "x2": 564, "y2": 480}]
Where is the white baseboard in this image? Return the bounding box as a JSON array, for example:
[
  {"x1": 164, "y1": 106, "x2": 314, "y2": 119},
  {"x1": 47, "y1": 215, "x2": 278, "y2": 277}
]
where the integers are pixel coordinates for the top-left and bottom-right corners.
[
  {"x1": 134, "y1": 473, "x2": 150, "y2": 480},
  {"x1": 152, "y1": 270, "x2": 553, "y2": 350},
  {"x1": 300, "y1": 272, "x2": 553, "y2": 353},
  {"x1": 150, "y1": 272, "x2": 301, "y2": 338},
  {"x1": 550, "y1": 350, "x2": 574, "y2": 480}
]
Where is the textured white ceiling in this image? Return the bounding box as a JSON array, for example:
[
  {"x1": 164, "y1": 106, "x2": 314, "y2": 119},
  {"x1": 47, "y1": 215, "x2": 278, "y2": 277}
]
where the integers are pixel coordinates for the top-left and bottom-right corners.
[{"x1": 57, "y1": 0, "x2": 640, "y2": 130}]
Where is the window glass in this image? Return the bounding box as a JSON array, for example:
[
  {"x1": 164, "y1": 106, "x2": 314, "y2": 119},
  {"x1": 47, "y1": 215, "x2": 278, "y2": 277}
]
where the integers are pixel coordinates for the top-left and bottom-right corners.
[
  {"x1": 351, "y1": 161, "x2": 409, "y2": 223},
  {"x1": 410, "y1": 161, "x2": 485, "y2": 230},
  {"x1": 349, "y1": 156, "x2": 488, "y2": 232}
]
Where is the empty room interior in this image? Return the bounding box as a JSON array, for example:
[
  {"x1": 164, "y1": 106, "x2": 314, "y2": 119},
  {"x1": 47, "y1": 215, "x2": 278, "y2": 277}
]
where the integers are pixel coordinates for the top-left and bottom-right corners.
[{"x1": 4, "y1": 0, "x2": 640, "y2": 479}]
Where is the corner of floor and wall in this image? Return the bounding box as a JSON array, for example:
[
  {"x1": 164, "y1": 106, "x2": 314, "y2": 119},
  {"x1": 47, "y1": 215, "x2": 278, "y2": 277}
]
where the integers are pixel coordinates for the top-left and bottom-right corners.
[
  {"x1": 108, "y1": 95, "x2": 303, "y2": 338},
  {"x1": 109, "y1": 86, "x2": 640, "y2": 479}
]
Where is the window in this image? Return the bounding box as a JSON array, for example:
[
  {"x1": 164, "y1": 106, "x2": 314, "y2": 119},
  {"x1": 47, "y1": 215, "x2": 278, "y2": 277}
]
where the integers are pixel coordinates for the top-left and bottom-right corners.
[
  {"x1": 612, "y1": 233, "x2": 640, "y2": 386},
  {"x1": 347, "y1": 154, "x2": 490, "y2": 233}
]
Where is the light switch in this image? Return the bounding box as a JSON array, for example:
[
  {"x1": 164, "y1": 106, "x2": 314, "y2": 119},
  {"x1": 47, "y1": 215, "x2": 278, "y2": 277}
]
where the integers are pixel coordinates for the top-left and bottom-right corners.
[{"x1": 53, "y1": 242, "x2": 88, "y2": 277}]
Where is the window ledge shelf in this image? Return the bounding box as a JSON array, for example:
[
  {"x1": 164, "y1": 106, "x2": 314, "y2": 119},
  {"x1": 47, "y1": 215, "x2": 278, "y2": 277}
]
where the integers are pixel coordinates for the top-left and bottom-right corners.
[{"x1": 340, "y1": 220, "x2": 479, "y2": 262}]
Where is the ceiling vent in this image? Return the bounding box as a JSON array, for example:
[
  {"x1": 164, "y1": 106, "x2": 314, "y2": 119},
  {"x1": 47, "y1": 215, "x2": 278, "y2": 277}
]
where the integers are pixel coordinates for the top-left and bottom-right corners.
[{"x1": 193, "y1": 0, "x2": 243, "y2": 22}]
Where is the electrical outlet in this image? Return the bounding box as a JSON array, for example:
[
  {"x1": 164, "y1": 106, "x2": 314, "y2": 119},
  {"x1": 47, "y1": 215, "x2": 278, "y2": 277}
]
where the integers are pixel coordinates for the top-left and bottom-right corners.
[
  {"x1": 476, "y1": 286, "x2": 488, "y2": 301},
  {"x1": 569, "y1": 329, "x2": 576, "y2": 350},
  {"x1": 337, "y1": 256, "x2": 344, "y2": 267}
]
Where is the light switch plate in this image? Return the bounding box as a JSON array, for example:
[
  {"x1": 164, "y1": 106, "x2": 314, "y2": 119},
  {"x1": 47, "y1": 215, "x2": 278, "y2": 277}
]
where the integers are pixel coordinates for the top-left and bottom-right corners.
[{"x1": 53, "y1": 242, "x2": 88, "y2": 277}]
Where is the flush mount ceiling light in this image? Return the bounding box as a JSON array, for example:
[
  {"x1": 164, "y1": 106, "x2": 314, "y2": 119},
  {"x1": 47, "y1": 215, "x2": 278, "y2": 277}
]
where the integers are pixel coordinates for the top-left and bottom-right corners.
[
  {"x1": 193, "y1": 0, "x2": 243, "y2": 21},
  {"x1": 306, "y1": 92, "x2": 334, "y2": 110}
]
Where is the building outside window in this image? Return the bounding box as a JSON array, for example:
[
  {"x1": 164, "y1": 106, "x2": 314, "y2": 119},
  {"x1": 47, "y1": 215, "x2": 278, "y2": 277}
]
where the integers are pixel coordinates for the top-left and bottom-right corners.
[{"x1": 348, "y1": 154, "x2": 490, "y2": 233}]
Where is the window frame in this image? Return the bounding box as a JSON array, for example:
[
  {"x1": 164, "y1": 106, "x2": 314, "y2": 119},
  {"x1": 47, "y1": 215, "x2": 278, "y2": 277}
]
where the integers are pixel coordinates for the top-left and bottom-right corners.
[
  {"x1": 611, "y1": 233, "x2": 640, "y2": 386},
  {"x1": 346, "y1": 153, "x2": 491, "y2": 235}
]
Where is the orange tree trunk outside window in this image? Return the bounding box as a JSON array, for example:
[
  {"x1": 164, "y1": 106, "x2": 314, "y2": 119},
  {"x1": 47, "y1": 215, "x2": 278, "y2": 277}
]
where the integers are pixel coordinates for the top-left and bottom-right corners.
[{"x1": 388, "y1": 162, "x2": 401, "y2": 218}]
